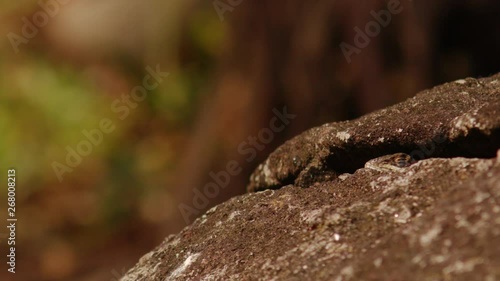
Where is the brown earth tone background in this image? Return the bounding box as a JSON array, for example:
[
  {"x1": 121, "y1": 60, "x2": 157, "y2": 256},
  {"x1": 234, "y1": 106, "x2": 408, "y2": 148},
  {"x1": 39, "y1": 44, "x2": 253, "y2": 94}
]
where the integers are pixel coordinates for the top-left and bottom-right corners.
[{"x1": 0, "y1": 0, "x2": 499, "y2": 280}]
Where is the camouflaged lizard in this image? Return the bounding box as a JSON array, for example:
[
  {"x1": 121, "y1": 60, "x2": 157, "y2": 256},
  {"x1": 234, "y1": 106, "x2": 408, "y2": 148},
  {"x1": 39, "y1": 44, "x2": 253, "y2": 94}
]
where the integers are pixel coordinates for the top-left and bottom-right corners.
[{"x1": 364, "y1": 153, "x2": 417, "y2": 172}]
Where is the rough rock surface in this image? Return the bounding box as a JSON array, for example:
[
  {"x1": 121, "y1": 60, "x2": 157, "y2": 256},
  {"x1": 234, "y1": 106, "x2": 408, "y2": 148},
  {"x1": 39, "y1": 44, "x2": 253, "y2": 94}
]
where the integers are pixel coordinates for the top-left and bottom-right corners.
[
  {"x1": 249, "y1": 75, "x2": 500, "y2": 192},
  {"x1": 121, "y1": 73, "x2": 500, "y2": 281}
]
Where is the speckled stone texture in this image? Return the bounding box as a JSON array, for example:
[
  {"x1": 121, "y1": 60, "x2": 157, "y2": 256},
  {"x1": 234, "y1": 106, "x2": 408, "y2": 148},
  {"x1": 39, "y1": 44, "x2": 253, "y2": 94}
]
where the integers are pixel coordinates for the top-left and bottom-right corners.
[
  {"x1": 121, "y1": 73, "x2": 500, "y2": 281},
  {"x1": 249, "y1": 75, "x2": 500, "y2": 192}
]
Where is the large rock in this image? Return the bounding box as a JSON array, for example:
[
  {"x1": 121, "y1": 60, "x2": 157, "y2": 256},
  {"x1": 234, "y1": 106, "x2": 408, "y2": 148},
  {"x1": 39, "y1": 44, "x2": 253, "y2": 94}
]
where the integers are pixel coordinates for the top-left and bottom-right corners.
[
  {"x1": 249, "y1": 75, "x2": 500, "y2": 192},
  {"x1": 121, "y1": 73, "x2": 500, "y2": 281}
]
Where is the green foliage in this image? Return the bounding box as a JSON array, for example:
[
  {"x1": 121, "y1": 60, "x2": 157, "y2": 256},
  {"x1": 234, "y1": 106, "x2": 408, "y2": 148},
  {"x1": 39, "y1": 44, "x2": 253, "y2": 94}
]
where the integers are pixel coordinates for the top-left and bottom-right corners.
[{"x1": 0, "y1": 58, "x2": 114, "y2": 193}]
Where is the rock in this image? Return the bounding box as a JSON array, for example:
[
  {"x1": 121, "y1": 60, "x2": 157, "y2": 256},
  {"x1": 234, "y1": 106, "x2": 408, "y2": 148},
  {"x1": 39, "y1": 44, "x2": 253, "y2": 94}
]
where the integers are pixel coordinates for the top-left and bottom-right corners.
[
  {"x1": 249, "y1": 75, "x2": 500, "y2": 192},
  {"x1": 121, "y1": 73, "x2": 500, "y2": 281}
]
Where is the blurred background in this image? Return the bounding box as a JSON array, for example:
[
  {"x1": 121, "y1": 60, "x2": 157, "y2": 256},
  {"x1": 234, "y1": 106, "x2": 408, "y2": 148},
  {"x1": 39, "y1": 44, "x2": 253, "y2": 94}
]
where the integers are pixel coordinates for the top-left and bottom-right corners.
[{"x1": 0, "y1": 0, "x2": 499, "y2": 280}]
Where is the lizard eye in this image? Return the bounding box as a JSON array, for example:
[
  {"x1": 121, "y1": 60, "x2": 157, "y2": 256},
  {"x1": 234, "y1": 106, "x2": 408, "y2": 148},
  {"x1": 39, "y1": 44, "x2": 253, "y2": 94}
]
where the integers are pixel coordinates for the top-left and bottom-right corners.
[
  {"x1": 395, "y1": 155, "x2": 411, "y2": 167},
  {"x1": 396, "y1": 160, "x2": 406, "y2": 167}
]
